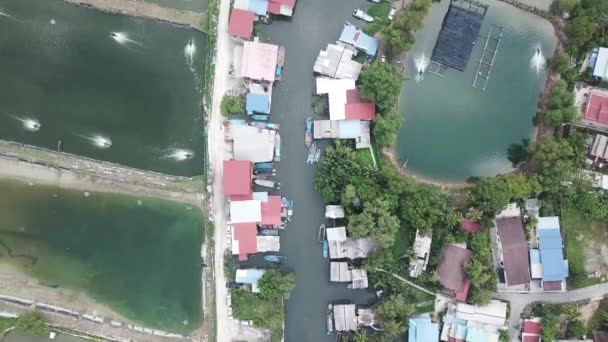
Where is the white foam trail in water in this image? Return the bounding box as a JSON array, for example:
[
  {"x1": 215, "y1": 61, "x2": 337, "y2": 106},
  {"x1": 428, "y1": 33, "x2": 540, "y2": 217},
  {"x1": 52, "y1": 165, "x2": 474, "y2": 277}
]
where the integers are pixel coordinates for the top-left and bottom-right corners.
[
  {"x1": 110, "y1": 32, "x2": 143, "y2": 47},
  {"x1": 8, "y1": 115, "x2": 41, "y2": 131},
  {"x1": 414, "y1": 53, "x2": 429, "y2": 83},
  {"x1": 76, "y1": 134, "x2": 112, "y2": 149},
  {"x1": 530, "y1": 45, "x2": 546, "y2": 76},
  {"x1": 0, "y1": 11, "x2": 11, "y2": 19},
  {"x1": 184, "y1": 39, "x2": 196, "y2": 67},
  {"x1": 164, "y1": 149, "x2": 194, "y2": 161},
  {"x1": 50, "y1": 19, "x2": 56, "y2": 25}
]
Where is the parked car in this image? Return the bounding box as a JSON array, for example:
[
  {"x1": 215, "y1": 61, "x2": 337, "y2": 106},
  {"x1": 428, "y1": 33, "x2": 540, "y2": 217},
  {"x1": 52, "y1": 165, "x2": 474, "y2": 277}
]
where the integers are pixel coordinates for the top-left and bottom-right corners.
[
  {"x1": 240, "y1": 320, "x2": 253, "y2": 326},
  {"x1": 388, "y1": 7, "x2": 397, "y2": 20}
]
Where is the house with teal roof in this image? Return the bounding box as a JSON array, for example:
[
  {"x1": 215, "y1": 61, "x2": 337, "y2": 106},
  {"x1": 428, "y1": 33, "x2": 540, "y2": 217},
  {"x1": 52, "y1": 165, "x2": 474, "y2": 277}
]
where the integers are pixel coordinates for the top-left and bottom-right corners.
[{"x1": 409, "y1": 314, "x2": 439, "y2": 342}]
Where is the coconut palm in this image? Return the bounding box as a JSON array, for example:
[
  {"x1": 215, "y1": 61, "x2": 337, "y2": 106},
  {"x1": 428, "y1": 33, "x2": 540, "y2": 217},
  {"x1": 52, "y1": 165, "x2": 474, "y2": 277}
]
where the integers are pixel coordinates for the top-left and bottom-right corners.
[
  {"x1": 564, "y1": 304, "x2": 582, "y2": 320},
  {"x1": 466, "y1": 207, "x2": 483, "y2": 222}
]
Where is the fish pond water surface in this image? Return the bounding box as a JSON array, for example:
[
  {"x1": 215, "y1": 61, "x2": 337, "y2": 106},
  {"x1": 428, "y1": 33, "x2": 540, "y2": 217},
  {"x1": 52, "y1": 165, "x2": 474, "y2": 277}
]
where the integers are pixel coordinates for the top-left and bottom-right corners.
[
  {"x1": 396, "y1": 0, "x2": 557, "y2": 181},
  {"x1": 0, "y1": 180, "x2": 203, "y2": 332},
  {"x1": 0, "y1": 0, "x2": 206, "y2": 176}
]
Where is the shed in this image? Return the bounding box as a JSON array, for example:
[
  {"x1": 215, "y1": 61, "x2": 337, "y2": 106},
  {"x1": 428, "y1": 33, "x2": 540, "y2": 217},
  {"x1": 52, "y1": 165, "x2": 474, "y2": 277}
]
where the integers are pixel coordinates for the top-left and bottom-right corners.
[
  {"x1": 590, "y1": 134, "x2": 608, "y2": 162},
  {"x1": 333, "y1": 304, "x2": 357, "y2": 331},
  {"x1": 246, "y1": 93, "x2": 270, "y2": 114},
  {"x1": 235, "y1": 269, "x2": 266, "y2": 292},
  {"x1": 326, "y1": 226, "x2": 347, "y2": 242},
  {"x1": 229, "y1": 200, "x2": 262, "y2": 223},
  {"x1": 437, "y1": 244, "x2": 472, "y2": 299},
  {"x1": 330, "y1": 262, "x2": 352, "y2": 282},
  {"x1": 313, "y1": 44, "x2": 362, "y2": 79},
  {"x1": 350, "y1": 269, "x2": 368, "y2": 289},
  {"x1": 223, "y1": 160, "x2": 253, "y2": 196},
  {"x1": 496, "y1": 216, "x2": 531, "y2": 286},
  {"x1": 408, "y1": 314, "x2": 439, "y2": 342},
  {"x1": 228, "y1": 9, "x2": 255, "y2": 40},
  {"x1": 232, "y1": 125, "x2": 276, "y2": 162},
  {"x1": 338, "y1": 22, "x2": 379, "y2": 57},
  {"x1": 240, "y1": 41, "x2": 279, "y2": 82},
  {"x1": 328, "y1": 238, "x2": 376, "y2": 259},
  {"x1": 455, "y1": 300, "x2": 507, "y2": 328},
  {"x1": 325, "y1": 205, "x2": 345, "y2": 219},
  {"x1": 593, "y1": 47, "x2": 608, "y2": 78},
  {"x1": 409, "y1": 229, "x2": 432, "y2": 278}
]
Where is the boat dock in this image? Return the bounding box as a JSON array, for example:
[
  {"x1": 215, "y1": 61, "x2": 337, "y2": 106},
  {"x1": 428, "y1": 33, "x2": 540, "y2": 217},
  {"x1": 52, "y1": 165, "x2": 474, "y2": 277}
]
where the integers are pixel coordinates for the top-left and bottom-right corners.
[{"x1": 472, "y1": 24, "x2": 504, "y2": 91}]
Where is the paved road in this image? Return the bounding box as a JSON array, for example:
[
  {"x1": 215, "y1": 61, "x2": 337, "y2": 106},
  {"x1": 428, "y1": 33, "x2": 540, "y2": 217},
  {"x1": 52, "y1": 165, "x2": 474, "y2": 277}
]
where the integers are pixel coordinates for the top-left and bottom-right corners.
[{"x1": 494, "y1": 283, "x2": 608, "y2": 337}]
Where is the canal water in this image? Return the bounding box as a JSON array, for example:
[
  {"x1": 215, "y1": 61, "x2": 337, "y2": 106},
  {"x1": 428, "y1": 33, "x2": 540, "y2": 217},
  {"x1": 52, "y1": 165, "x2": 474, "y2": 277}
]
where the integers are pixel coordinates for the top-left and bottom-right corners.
[
  {"x1": 396, "y1": 0, "x2": 556, "y2": 181},
  {"x1": 0, "y1": 180, "x2": 203, "y2": 332},
  {"x1": 0, "y1": 0, "x2": 206, "y2": 177},
  {"x1": 261, "y1": 1, "x2": 377, "y2": 341}
]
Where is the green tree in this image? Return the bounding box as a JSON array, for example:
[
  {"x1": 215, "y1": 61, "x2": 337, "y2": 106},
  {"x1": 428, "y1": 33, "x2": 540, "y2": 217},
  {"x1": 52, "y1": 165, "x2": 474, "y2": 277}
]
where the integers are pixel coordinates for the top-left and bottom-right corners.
[
  {"x1": 504, "y1": 174, "x2": 540, "y2": 201},
  {"x1": 528, "y1": 137, "x2": 584, "y2": 195},
  {"x1": 348, "y1": 198, "x2": 400, "y2": 247},
  {"x1": 16, "y1": 312, "x2": 49, "y2": 336},
  {"x1": 400, "y1": 185, "x2": 450, "y2": 230},
  {"x1": 364, "y1": 250, "x2": 404, "y2": 292},
  {"x1": 258, "y1": 269, "x2": 296, "y2": 301},
  {"x1": 375, "y1": 295, "x2": 415, "y2": 336},
  {"x1": 220, "y1": 95, "x2": 244, "y2": 115},
  {"x1": 373, "y1": 112, "x2": 404, "y2": 148},
  {"x1": 392, "y1": 10, "x2": 425, "y2": 32},
  {"x1": 314, "y1": 143, "x2": 361, "y2": 203},
  {"x1": 507, "y1": 139, "x2": 530, "y2": 167},
  {"x1": 468, "y1": 177, "x2": 511, "y2": 218},
  {"x1": 572, "y1": 191, "x2": 608, "y2": 221},
  {"x1": 567, "y1": 320, "x2": 586, "y2": 338},
  {"x1": 360, "y1": 62, "x2": 402, "y2": 113},
  {"x1": 551, "y1": 53, "x2": 571, "y2": 74},
  {"x1": 410, "y1": 0, "x2": 432, "y2": 12},
  {"x1": 567, "y1": 15, "x2": 595, "y2": 50},
  {"x1": 383, "y1": 27, "x2": 415, "y2": 58},
  {"x1": 559, "y1": 0, "x2": 580, "y2": 13}
]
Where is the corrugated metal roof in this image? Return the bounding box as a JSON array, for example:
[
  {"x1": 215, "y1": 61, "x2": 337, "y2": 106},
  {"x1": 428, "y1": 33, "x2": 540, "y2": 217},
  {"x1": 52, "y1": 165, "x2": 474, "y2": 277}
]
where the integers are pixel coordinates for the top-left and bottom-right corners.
[
  {"x1": 593, "y1": 47, "x2": 608, "y2": 78},
  {"x1": 228, "y1": 9, "x2": 255, "y2": 39},
  {"x1": 437, "y1": 244, "x2": 472, "y2": 293},
  {"x1": 241, "y1": 41, "x2": 278, "y2": 82},
  {"x1": 496, "y1": 217, "x2": 531, "y2": 286},
  {"x1": 338, "y1": 23, "x2": 378, "y2": 56},
  {"x1": 235, "y1": 269, "x2": 266, "y2": 292},
  {"x1": 223, "y1": 160, "x2": 252, "y2": 196},
  {"x1": 233, "y1": 223, "x2": 257, "y2": 260},
  {"x1": 408, "y1": 315, "x2": 439, "y2": 342},
  {"x1": 230, "y1": 200, "x2": 262, "y2": 223},
  {"x1": 246, "y1": 93, "x2": 270, "y2": 114}
]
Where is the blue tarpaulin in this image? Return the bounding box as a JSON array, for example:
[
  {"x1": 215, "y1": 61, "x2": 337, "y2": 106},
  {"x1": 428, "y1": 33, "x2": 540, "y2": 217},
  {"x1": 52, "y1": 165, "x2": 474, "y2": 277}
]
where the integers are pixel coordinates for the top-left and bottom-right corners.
[{"x1": 246, "y1": 93, "x2": 270, "y2": 114}]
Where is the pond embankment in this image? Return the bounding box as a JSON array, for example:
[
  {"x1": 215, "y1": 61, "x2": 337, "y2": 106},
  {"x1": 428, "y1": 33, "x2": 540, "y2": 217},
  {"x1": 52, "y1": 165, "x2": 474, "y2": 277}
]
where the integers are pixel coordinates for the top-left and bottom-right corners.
[
  {"x1": 0, "y1": 140, "x2": 204, "y2": 205},
  {"x1": 64, "y1": 0, "x2": 206, "y2": 30}
]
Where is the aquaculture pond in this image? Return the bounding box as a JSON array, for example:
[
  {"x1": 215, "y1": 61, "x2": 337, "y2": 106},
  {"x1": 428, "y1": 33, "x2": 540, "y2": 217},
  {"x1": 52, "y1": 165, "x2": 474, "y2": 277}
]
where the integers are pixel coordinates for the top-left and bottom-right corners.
[
  {"x1": 0, "y1": 0, "x2": 206, "y2": 176},
  {"x1": 396, "y1": 0, "x2": 557, "y2": 182},
  {"x1": 0, "y1": 180, "x2": 203, "y2": 332}
]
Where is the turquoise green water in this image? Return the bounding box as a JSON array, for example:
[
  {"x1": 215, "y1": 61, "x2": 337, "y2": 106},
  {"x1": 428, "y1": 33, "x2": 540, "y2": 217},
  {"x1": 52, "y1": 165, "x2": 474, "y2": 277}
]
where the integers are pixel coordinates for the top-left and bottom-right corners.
[
  {"x1": 396, "y1": 1, "x2": 557, "y2": 181},
  {"x1": 0, "y1": 180, "x2": 203, "y2": 332},
  {"x1": 0, "y1": 0, "x2": 206, "y2": 176},
  {"x1": 144, "y1": 0, "x2": 209, "y2": 12}
]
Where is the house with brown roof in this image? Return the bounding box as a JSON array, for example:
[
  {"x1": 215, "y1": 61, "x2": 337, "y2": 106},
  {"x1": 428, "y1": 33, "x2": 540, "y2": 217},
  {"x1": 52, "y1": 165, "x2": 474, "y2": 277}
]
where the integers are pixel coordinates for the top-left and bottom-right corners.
[
  {"x1": 495, "y1": 217, "x2": 531, "y2": 287},
  {"x1": 436, "y1": 244, "x2": 472, "y2": 301}
]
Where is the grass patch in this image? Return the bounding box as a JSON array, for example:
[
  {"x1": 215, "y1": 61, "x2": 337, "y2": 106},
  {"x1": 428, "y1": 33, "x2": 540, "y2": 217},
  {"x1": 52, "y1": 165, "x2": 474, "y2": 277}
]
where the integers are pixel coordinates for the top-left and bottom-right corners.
[
  {"x1": 354, "y1": 148, "x2": 374, "y2": 169},
  {"x1": 390, "y1": 222, "x2": 414, "y2": 260},
  {"x1": 561, "y1": 206, "x2": 607, "y2": 288},
  {"x1": 364, "y1": 19, "x2": 390, "y2": 36},
  {"x1": 312, "y1": 96, "x2": 327, "y2": 116},
  {"x1": 367, "y1": 2, "x2": 390, "y2": 18},
  {"x1": 232, "y1": 290, "x2": 284, "y2": 342}
]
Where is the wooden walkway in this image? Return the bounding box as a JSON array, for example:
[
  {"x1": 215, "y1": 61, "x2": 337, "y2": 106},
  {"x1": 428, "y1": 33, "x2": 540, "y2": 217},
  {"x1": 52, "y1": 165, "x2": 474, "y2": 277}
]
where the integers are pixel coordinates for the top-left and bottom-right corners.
[{"x1": 472, "y1": 24, "x2": 504, "y2": 91}]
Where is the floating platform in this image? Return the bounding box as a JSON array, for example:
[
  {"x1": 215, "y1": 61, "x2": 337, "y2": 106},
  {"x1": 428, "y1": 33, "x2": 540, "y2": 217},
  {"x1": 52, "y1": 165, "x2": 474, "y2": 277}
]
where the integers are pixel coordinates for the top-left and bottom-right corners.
[
  {"x1": 431, "y1": 0, "x2": 489, "y2": 71},
  {"x1": 472, "y1": 24, "x2": 504, "y2": 91}
]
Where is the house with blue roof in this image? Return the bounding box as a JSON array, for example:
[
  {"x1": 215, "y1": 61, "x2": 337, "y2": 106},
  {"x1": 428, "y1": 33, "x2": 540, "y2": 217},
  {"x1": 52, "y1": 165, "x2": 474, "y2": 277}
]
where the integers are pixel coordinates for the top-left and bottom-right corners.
[
  {"x1": 233, "y1": 0, "x2": 269, "y2": 16},
  {"x1": 535, "y1": 216, "x2": 568, "y2": 291},
  {"x1": 338, "y1": 22, "x2": 379, "y2": 57},
  {"x1": 409, "y1": 314, "x2": 439, "y2": 342},
  {"x1": 246, "y1": 93, "x2": 271, "y2": 114}
]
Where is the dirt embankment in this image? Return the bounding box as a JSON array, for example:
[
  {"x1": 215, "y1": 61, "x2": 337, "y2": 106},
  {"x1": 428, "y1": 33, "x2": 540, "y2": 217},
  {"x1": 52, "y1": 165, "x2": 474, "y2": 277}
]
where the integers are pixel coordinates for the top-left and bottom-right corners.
[{"x1": 64, "y1": 0, "x2": 206, "y2": 30}]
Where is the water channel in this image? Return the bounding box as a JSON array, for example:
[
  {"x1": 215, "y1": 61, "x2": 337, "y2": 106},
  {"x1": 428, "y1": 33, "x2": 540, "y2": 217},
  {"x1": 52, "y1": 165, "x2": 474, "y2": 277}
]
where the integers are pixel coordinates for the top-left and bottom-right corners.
[
  {"x1": 396, "y1": 0, "x2": 557, "y2": 182},
  {"x1": 0, "y1": 0, "x2": 206, "y2": 176},
  {"x1": 0, "y1": 179, "x2": 203, "y2": 332}
]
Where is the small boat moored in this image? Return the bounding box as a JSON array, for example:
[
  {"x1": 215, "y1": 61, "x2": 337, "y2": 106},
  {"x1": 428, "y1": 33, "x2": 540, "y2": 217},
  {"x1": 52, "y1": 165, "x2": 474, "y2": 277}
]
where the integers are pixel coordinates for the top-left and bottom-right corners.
[
  {"x1": 259, "y1": 228, "x2": 279, "y2": 236},
  {"x1": 305, "y1": 117, "x2": 313, "y2": 148},
  {"x1": 307, "y1": 141, "x2": 317, "y2": 164},
  {"x1": 250, "y1": 114, "x2": 269, "y2": 121},
  {"x1": 313, "y1": 148, "x2": 321, "y2": 163},
  {"x1": 254, "y1": 169, "x2": 276, "y2": 176},
  {"x1": 327, "y1": 304, "x2": 334, "y2": 335},
  {"x1": 264, "y1": 255, "x2": 287, "y2": 263},
  {"x1": 254, "y1": 162, "x2": 274, "y2": 170},
  {"x1": 254, "y1": 179, "x2": 280, "y2": 189},
  {"x1": 353, "y1": 8, "x2": 375, "y2": 22},
  {"x1": 322, "y1": 240, "x2": 329, "y2": 258}
]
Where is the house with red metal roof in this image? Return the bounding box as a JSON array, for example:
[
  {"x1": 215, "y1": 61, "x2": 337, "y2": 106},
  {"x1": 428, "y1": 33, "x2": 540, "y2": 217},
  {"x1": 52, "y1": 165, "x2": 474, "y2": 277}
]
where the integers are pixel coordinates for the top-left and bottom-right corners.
[
  {"x1": 584, "y1": 90, "x2": 608, "y2": 128},
  {"x1": 223, "y1": 160, "x2": 252, "y2": 199},
  {"x1": 260, "y1": 195, "x2": 282, "y2": 226},
  {"x1": 521, "y1": 318, "x2": 541, "y2": 342},
  {"x1": 232, "y1": 223, "x2": 258, "y2": 261},
  {"x1": 267, "y1": 0, "x2": 296, "y2": 17},
  {"x1": 228, "y1": 9, "x2": 255, "y2": 40},
  {"x1": 436, "y1": 244, "x2": 472, "y2": 301},
  {"x1": 345, "y1": 89, "x2": 376, "y2": 121},
  {"x1": 240, "y1": 40, "x2": 279, "y2": 83}
]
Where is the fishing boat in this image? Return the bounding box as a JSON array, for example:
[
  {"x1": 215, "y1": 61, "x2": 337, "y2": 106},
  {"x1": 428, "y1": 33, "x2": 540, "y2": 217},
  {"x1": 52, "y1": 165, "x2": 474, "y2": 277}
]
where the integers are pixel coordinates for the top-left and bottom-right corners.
[
  {"x1": 305, "y1": 117, "x2": 313, "y2": 148},
  {"x1": 264, "y1": 255, "x2": 287, "y2": 263},
  {"x1": 250, "y1": 114, "x2": 269, "y2": 121},
  {"x1": 326, "y1": 304, "x2": 334, "y2": 335},
  {"x1": 259, "y1": 229, "x2": 279, "y2": 236},
  {"x1": 352, "y1": 8, "x2": 374, "y2": 22},
  {"x1": 306, "y1": 141, "x2": 317, "y2": 164},
  {"x1": 322, "y1": 240, "x2": 329, "y2": 258},
  {"x1": 254, "y1": 179, "x2": 280, "y2": 189},
  {"x1": 318, "y1": 223, "x2": 326, "y2": 243},
  {"x1": 254, "y1": 169, "x2": 276, "y2": 176},
  {"x1": 274, "y1": 133, "x2": 281, "y2": 162},
  {"x1": 313, "y1": 148, "x2": 321, "y2": 163},
  {"x1": 254, "y1": 162, "x2": 274, "y2": 170}
]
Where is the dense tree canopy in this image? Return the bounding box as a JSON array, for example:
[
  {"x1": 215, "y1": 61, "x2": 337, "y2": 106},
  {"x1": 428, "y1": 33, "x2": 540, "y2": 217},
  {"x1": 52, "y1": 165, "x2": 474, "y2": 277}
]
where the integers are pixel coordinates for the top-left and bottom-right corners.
[
  {"x1": 503, "y1": 174, "x2": 540, "y2": 201},
  {"x1": 360, "y1": 62, "x2": 402, "y2": 113},
  {"x1": 567, "y1": 15, "x2": 595, "y2": 50},
  {"x1": 348, "y1": 198, "x2": 400, "y2": 248},
  {"x1": 314, "y1": 143, "x2": 361, "y2": 203},
  {"x1": 468, "y1": 177, "x2": 511, "y2": 218},
  {"x1": 399, "y1": 185, "x2": 450, "y2": 230},
  {"x1": 258, "y1": 269, "x2": 296, "y2": 301},
  {"x1": 467, "y1": 232, "x2": 497, "y2": 305},
  {"x1": 373, "y1": 111, "x2": 404, "y2": 148},
  {"x1": 528, "y1": 137, "x2": 585, "y2": 195},
  {"x1": 375, "y1": 294, "x2": 415, "y2": 336}
]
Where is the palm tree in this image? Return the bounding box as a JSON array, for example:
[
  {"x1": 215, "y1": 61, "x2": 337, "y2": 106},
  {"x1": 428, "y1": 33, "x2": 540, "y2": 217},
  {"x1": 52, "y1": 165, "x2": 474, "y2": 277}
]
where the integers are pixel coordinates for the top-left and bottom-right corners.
[
  {"x1": 446, "y1": 211, "x2": 464, "y2": 228},
  {"x1": 564, "y1": 304, "x2": 582, "y2": 320},
  {"x1": 466, "y1": 207, "x2": 482, "y2": 222},
  {"x1": 353, "y1": 331, "x2": 369, "y2": 342}
]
